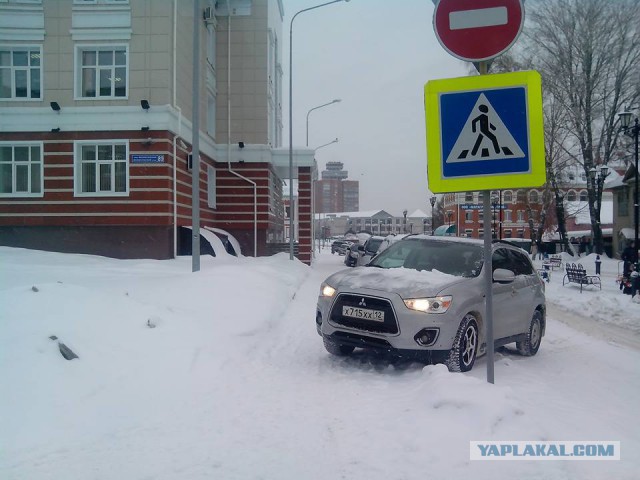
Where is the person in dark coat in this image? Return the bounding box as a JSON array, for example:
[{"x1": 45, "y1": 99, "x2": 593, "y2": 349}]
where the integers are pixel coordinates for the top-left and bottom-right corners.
[{"x1": 622, "y1": 241, "x2": 637, "y2": 276}]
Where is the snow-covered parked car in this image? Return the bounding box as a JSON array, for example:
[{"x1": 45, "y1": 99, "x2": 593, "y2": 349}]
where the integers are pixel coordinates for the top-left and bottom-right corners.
[
  {"x1": 344, "y1": 235, "x2": 385, "y2": 267},
  {"x1": 317, "y1": 236, "x2": 546, "y2": 372}
]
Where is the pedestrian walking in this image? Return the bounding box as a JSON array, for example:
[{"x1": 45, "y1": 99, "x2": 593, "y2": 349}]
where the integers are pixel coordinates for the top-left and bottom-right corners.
[{"x1": 622, "y1": 241, "x2": 637, "y2": 276}]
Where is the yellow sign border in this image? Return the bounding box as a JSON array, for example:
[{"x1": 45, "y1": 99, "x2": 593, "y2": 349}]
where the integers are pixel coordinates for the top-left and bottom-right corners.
[{"x1": 424, "y1": 70, "x2": 545, "y2": 193}]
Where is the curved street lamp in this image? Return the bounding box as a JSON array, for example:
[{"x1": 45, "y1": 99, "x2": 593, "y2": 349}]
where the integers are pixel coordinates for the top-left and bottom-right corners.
[
  {"x1": 289, "y1": 0, "x2": 350, "y2": 261},
  {"x1": 618, "y1": 110, "x2": 639, "y2": 272},
  {"x1": 314, "y1": 137, "x2": 339, "y2": 151},
  {"x1": 306, "y1": 99, "x2": 341, "y2": 147}
]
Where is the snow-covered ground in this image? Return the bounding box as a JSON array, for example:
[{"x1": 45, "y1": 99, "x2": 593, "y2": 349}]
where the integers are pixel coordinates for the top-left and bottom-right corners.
[{"x1": 1, "y1": 246, "x2": 638, "y2": 480}]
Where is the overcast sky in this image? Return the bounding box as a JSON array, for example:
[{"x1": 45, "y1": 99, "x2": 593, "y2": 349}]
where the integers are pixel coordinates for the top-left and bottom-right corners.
[{"x1": 282, "y1": 0, "x2": 470, "y2": 216}]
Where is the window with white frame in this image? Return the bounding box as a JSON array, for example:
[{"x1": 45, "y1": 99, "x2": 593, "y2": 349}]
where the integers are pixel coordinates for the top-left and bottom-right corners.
[
  {"x1": 580, "y1": 190, "x2": 588, "y2": 201},
  {"x1": 504, "y1": 210, "x2": 512, "y2": 222},
  {"x1": 465, "y1": 191, "x2": 473, "y2": 202},
  {"x1": 0, "y1": 142, "x2": 43, "y2": 197},
  {"x1": 529, "y1": 190, "x2": 539, "y2": 203},
  {"x1": 503, "y1": 191, "x2": 512, "y2": 203},
  {"x1": 0, "y1": 47, "x2": 42, "y2": 100},
  {"x1": 74, "y1": 141, "x2": 128, "y2": 196},
  {"x1": 76, "y1": 45, "x2": 127, "y2": 99},
  {"x1": 465, "y1": 210, "x2": 473, "y2": 222},
  {"x1": 517, "y1": 210, "x2": 525, "y2": 222}
]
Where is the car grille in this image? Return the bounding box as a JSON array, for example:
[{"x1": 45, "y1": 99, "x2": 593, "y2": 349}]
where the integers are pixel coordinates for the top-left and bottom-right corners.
[{"x1": 329, "y1": 294, "x2": 399, "y2": 334}]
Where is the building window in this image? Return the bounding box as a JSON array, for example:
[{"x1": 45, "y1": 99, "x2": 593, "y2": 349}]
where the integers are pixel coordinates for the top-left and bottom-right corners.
[
  {"x1": 0, "y1": 142, "x2": 43, "y2": 197},
  {"x1": 503, "y1": 229, "x2": 512, "y2": 238},
  {"x1": 517, "y1": 210, "x2": 525, "y2": 222},
  {"x1": 465, "y1": 229, "x2": 473, "y2": 238},
  {"x1": 579, "y1": 190, "x2": 588, "y2": 202},
  {"x1": 618, "y1": 188, "x2": 629, "y2": 216},
  {"x1": 567, "y1": 190, "x2": 577, "y2": 201},
  {"x1": 529, "y1": 190, "x2": 539, "y2": 203},
  {"x1": 0, "y1": 47, "x2": 42, "y2": 100},
  {"x1": 465, "y1": 191, "x2": 473, "y2": 202},
  {"x1": 465, "y1": 210, "x2": 473, "y2": 222},
  {"x1": 503, "y1": 190, "x2": 512, "y2": 203},
  {"x1": 504, "y1": 210, "x2": 512, "y2": 222},
  {"x1": 76, "y1": 45, "x2": 127, "y2": 99},
  {"x1": 516, "y1": 190, "x2": 526, "y2": 203},
  {"x1": 74, "y1": 140, "x2": 128, "y2": 196}
]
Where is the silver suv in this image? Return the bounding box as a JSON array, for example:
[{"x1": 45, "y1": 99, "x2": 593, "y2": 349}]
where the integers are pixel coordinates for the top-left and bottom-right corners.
[{"x1": 316, "y1": 236, "x2": 546, "y2": 372}]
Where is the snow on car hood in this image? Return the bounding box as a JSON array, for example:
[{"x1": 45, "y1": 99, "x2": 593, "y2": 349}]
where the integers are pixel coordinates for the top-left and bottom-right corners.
[{"x1": 326, "y1": 266, "x2": 461, "y2": 298}]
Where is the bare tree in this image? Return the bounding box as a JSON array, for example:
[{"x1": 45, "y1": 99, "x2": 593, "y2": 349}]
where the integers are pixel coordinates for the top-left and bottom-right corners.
[{"x1": 525, "y1": 0, "x2": 640, "y2": 254}]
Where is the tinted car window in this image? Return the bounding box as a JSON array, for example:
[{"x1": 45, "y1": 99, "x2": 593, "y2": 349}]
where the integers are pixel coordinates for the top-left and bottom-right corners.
[
  {"x1": 492, "y1": 248, "x2": 512, "y2": 272},
  {"x1": 365, "y1": 237, "x2": 383, "y2": 254},
  {"x1": 509, "y1": 249, "x2": 534, "y2": 275},
  {"x1": 369, "y1": 238, "x2": 483, "y2": 277}
]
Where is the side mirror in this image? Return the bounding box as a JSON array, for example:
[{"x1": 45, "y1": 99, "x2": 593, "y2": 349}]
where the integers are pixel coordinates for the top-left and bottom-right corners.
[
  {"x1": 357, "y1": 245, "x2": 365, "y2": 252},
  {"x1": 493, "y1": 268, "x2": 516, "y2": 283}
]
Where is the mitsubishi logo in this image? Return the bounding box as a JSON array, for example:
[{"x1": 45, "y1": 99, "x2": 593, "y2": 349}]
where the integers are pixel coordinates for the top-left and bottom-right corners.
[{"x1": 358, "y1": 298, "x2": 367, "y2": 307}]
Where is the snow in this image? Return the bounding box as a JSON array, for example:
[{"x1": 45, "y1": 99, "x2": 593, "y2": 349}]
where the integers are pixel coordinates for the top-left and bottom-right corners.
[{"x1": 1, "y1": 246, "x2": 639, "y2": 480}]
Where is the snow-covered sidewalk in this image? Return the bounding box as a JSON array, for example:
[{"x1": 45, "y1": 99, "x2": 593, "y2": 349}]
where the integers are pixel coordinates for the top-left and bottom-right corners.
[{"x1": 0, "y1": 247, "x2": 638, "y2": 479}]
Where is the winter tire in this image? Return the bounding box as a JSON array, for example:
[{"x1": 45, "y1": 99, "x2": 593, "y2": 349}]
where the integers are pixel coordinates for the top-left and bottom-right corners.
[
  {"x1": 323, "y1": 337, "x2": 355, "y2": 356},
  {"x1": 517, "y1": 310, "x2": 542, "y2": 356},
  {"x1": 446, "y1": 314, "x2": 478, "y2": 372}
]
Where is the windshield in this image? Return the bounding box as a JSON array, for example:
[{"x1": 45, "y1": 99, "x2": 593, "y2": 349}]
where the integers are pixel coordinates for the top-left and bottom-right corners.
[
  {"x1": 366, "y1": 238, "x2": 384, "y2": 253},
  {"x1": 368, "y1": 238, "x2": 483, "y2": 277}
]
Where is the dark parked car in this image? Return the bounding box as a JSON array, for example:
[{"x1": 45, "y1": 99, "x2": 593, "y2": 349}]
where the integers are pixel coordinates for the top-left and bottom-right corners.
[
  {"x1": 331, "y1": 240, "x2": 348, "y2": 255},
  {"x1": 344, "y1": 236, "x2": 385, "y2": 267}
]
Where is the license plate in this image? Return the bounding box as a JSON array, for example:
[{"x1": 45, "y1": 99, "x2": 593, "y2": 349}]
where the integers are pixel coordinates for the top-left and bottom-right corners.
[{"x1": 342, "y1": 306, "x2": 385, "y2": 322}]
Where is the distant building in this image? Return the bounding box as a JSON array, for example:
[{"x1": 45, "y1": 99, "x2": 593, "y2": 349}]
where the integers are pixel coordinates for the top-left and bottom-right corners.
[{"x1": 315, "y1": 161, "x2": 359, "y2": 213}]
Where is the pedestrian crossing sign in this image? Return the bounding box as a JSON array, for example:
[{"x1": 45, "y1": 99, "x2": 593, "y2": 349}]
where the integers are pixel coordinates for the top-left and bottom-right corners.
[{"x1": 424, "y1": 70, "x2": 545, "y2": 193}]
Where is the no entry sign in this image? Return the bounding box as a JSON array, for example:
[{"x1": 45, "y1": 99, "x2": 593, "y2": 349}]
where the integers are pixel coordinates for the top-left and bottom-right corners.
[{"x1": 433, "y1": 0, "x2": 524, "y2": 62}]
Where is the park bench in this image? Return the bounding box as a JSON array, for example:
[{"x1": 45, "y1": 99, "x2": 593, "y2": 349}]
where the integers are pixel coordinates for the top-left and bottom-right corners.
[
  {"x1": 549, "y1": 255, "x2": 562, "y2": 270},
  {"x1": 542, "y1": 255, "x2": 562, "y2": 270},
  {"x1": 562, "y1": 262, "x2": 601, "y2": 293}
]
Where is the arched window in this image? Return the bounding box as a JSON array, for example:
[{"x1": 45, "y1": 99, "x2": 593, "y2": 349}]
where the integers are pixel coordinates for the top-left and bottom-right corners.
[
  {"x1": 503, "y1": 191, "x2": 513, "y2": 203},
  {"x1": 567, "y1": 190, "x2": 577, "y2": 201},
  {"x1": 529, "y1": 190, "x2": 539, "y2": 203},
  {"x1": 579, "y1": 190, "x2": 588, "y2": 202},
  {"x1": 517, "y1": 190, "x2": 526, "y2": 203}
]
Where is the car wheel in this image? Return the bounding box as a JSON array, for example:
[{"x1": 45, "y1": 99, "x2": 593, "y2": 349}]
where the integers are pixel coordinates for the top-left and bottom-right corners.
[
  {"x1": 323, "y1": 337, "x2": 355, "y2": 356},
  {"x1": 446, "y1": 314, "x2": 478, "y2": 372},
  {"x1": 517, "y1": 310, "x2": 542, "y2": 356}
]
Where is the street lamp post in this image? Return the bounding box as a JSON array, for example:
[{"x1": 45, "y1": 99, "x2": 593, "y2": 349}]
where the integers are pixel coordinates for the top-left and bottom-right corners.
[
  {"x1": 289, "y1": 0, "x2": 349, "y2": 261},
  {"x1": 403, "y1": 209, "x2": 408, "y2": 233},
  {"x1": 446, "y1": 211, "x2": 453, "y2": 229},
  {"x1": 306, "y1": 99, "x2": 341, "y2": 147},
  {"x1": 491, "y1": 193, "x2": 498, "y2": 240},
  {"x1": 314, "y1": 137, "x2": 338, "y2": 151},
  {"x1": 430, "y1": 196, "x2": 437, "y2": 235},
  {"x1": 589, "y1": 165, "x2": 610, "y2": 254},
  {"x1": 618, "y1": 111, "x2": 639, "y2": 271}
]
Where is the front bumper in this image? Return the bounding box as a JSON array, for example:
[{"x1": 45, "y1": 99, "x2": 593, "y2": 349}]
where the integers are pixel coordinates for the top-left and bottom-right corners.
[{"x1": 317, "y1": 288, "x2": 460, "y2": 352}]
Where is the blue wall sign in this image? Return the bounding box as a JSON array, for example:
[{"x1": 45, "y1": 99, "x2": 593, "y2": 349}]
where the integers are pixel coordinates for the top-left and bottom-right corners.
[{"x1": 131, "y1": 154, "x2": 165, "y2": 164}]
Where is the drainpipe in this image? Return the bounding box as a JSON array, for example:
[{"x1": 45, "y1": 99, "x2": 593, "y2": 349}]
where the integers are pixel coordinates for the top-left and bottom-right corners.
[
  {"x1": 225, "y1": 0, "x2": 257, "y2": 257},
  {"x1": 171, "y1": 0, "x2": 180, "y2": 258}
]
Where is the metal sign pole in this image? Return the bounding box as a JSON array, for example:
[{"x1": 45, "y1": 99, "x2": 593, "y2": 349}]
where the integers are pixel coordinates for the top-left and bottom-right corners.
[{"x1": 478, "y1": 60, "x2": 495, "y2": 384}]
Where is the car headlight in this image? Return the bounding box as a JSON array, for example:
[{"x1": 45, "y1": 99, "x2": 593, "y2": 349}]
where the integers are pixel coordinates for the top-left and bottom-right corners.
[
  {"x1": 404, "y1": 295, "x2": 452, "y2": 313},
  {"x1": 320, "y1": 283, "x2": 336, "y2": 297}
]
